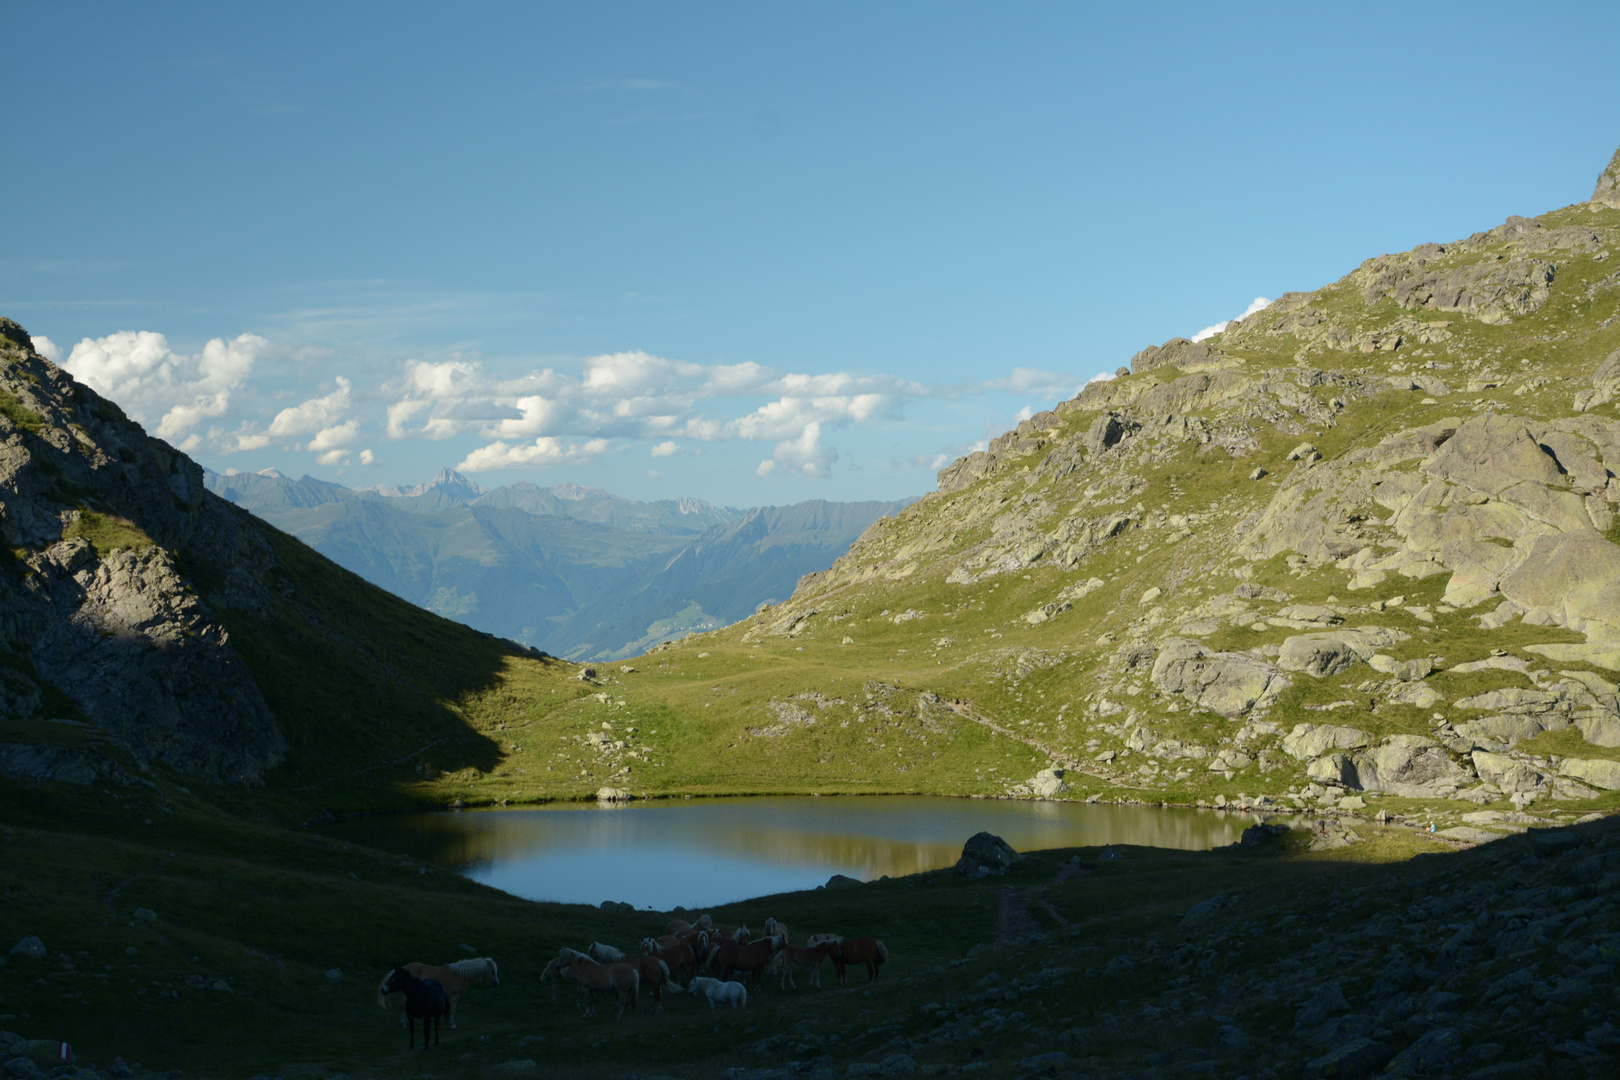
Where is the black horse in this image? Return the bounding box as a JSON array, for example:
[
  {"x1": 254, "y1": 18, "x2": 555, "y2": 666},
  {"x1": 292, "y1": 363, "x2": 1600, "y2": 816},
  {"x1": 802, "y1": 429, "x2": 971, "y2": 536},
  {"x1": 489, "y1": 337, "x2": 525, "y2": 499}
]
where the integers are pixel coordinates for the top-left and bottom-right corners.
[{"x1": 383, "y1": 965, "x2": 447, "y2": 1050}]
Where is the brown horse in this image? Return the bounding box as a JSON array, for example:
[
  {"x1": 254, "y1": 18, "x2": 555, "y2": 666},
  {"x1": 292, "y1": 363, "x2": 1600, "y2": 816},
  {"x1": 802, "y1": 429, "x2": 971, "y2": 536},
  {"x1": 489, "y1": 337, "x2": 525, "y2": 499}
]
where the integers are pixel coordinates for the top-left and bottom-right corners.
[
  {"x1": 772, "y1": 940, "x2": 832, "y2": 989},
  {"x1": 555, "y1": 948, "x2": 639, "y2": 1019},
  {"x1": 627, "y1": 955, "x2": 673, "y2": 1012},
  {"x1": 377, "y1": 958, "x2": 499, "y2": 1030},
  {"x1": 666, "y1": 914, "x2": 712, "y2": 936},
  {"x1": 708, "y1": 935, "x2": 783, "y2": 988},
  {"x1": 643, "y1": 937, "x2": 696, "y2": 983},
  {"x1": 829, "y1": 937, "x2": 888, "y2": 985}
]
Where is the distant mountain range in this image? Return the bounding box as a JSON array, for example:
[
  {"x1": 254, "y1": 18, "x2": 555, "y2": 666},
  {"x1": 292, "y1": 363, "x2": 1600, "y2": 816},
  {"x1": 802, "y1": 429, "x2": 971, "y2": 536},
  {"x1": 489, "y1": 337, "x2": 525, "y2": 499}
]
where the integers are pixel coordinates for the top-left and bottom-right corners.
[{"x1": 204, "y1": 467, "x2": 914, "y2": 659}]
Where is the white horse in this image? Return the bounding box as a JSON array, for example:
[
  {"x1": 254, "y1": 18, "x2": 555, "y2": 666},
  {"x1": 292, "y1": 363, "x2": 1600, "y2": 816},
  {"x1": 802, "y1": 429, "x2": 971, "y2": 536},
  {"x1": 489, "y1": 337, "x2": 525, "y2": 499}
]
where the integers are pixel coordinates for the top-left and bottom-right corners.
[
  {"x1": 588, "y1": 941, "x2": 627, "y2": 964},
  {"x1": 688, "y1": 975, "x2": 747, "y2": 1011},
  {"x1": 764, "y1": 917, "x2": 792, "y2": 945}
]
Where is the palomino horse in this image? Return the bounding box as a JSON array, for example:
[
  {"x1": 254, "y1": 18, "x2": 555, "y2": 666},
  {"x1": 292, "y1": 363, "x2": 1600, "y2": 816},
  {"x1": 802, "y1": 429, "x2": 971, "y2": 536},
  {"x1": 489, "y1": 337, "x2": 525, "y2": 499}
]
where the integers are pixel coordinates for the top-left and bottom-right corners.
[
  {"x1": 828, "y1": 937, "x2": 888, "y2": 985},
  {"x1": 538, "y1": 954, "x2": 579, "y2": 1004},
  {"x1": 763, "y1": 917, "x2": 792, "y2": 945},
  {"x1": 708, "y1": 935, "x2": 783, "y2": 988},
  {"x1": 627, "y1": 955, "x2": 673, "y2": 1012},
  {"x1": 377, "y1": 958, "x2": 499, "y2": 1030},
  {"x1": 688, "y1": 975, "x2": 747, "y2": 1011},
  {"x1": 555, "y1": 948, "x2": 639, "y2": 1019},
  {"x1": 770, "y1": 940, "x2": 832, "y2": 989},
  {"x1": 666, "y1": 913, "x2": 712, "y2": 936},
  {"x1": 381, "y1": 966, "x2": 447, "y2": 1050},
  {"x1": 642, "y1": 937, "x2": 696, "y2": 983},
  {"x1": 587, "y1": 941, "x2": 627, "y2": 964}
]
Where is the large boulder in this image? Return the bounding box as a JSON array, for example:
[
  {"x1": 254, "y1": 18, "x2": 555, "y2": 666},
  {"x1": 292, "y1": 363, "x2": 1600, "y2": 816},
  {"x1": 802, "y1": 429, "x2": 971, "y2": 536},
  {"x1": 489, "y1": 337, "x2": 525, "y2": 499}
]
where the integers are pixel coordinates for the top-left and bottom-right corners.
[
  {"x1": 1420, "y1": 413, "x2": 1565, "y2": 495},
  {"x1": 957, "y1": 831, "x2": 1019, "y2": 877},
  {"x1": 1151, "y1": 638, "x2": 1290, "y2": 717},
  {"x1": 1497, "y1": 531, "x2": 1620, "y2": 642},
  {"x1": 1282, "y1": 724, "x2": 1372, "y2": 761},
  {"x1": 1277, "y1": 627, "x2": 1407, "y2": 677},
  {"x1": 1471, "y1": 750, "x2": 1548, "y2": 794},
  {"x1": 1560, "y1": 758, "x2": 1620, "y2": 791},
  {"x1": 1313, "y1": 736, "x2": 1470, "y2": 796}
]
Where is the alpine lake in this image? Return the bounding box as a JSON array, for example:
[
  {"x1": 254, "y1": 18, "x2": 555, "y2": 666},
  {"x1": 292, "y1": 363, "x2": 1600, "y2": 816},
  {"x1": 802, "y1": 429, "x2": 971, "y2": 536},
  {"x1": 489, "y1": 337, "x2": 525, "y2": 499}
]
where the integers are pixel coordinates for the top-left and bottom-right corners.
[{"x1": 319, "y1": 795, "x2": 1263, "y2": 910}]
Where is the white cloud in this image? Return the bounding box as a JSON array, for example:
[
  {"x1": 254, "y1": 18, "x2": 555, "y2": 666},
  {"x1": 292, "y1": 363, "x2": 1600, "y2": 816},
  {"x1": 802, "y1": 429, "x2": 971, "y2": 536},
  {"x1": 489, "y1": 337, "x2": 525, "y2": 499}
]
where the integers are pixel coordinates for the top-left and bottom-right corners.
[
  {"x1": 307, "y1": 419, "x2": 361, "y2": 452},
  {"x1": 979, "y1": 367, "x2": 1081, "y2": 398},
  {"x1": 267, "y1": 377, "x2": 352, "y2": 438},
  {"x1": 1192, "y1": 296, "x2": 1273, "y2": 343},
  {"x1": 757, "y1": 421, "x2": 836, "y2": 478},
  {"x1": 455, "y1": 436, "x2": 609, "y2": 472},
  {"x1": 315, "y1": 449, "x2": 348, "y2": 466},
  {"x1": 33, "y1": 335, "x2": 63, "y2": 362},
  {"x1": 359, "y1": 448, "x2": 375, "y2": 465},
  {"x1": 65, "y1": 330, "x2": 267, "y2": 440},
  {"x1": 650, "y1": 440, "x2": 681, "y2": 458}
]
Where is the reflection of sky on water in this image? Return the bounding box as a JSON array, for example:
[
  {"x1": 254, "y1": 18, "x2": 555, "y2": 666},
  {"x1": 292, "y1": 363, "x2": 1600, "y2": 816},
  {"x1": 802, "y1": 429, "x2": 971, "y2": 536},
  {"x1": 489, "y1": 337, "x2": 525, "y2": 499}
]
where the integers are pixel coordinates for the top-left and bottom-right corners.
[{"x1": 322, "y1": 796, "x2": 1260, "y2": 910}]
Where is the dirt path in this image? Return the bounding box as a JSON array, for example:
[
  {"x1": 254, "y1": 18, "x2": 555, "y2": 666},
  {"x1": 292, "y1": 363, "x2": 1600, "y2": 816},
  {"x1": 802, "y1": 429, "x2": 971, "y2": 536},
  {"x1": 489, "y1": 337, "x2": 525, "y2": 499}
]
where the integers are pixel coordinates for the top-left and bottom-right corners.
[{"x1": 993, "y1": 860, "x2": 1088, "y2": 943}]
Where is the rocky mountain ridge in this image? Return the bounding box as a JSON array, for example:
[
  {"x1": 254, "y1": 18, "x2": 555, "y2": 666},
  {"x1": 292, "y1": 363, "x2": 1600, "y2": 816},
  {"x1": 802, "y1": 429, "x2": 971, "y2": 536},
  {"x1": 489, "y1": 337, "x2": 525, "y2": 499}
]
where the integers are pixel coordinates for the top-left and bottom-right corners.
[
  {"x1": 693, "y1": 142, "x2": 1620, "y2": 838},
  {"x1": 0, "y1": 319, "x2": 284, "y2": 784}
]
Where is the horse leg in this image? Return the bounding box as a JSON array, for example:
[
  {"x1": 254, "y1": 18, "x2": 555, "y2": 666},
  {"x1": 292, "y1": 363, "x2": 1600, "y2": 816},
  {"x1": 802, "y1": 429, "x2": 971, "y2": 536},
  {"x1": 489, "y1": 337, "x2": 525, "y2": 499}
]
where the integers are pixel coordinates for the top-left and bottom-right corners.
[
  {"x1": 448, "y1": 994, "x2": 457, "y2": 1030},
  {"x1": 407, "y1": 1015, "x2": 416, "y2": 1051}
]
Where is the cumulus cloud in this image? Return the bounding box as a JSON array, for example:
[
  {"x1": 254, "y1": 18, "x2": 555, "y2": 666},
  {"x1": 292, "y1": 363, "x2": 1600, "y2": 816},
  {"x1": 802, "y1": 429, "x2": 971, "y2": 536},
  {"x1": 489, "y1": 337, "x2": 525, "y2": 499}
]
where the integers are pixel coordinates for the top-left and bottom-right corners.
[
  {"x1": 1192, "y1": 296, "x2": 1274, "y2": 343},
  {"x1": 650, "y1": 440, "x2": 681, "y2": 458},
  {"x1": 455, "y1": 436, "x2": 610, "y2": 472},
  {"x1": 757, "y1": 421, "x2": 836, "y2": 478},
  {"x1": 65, "y1": 330, "x2": 268, "y2": 440},
  {"x1": 33, "y1": 335, "x2": 63, "y2": 362}
]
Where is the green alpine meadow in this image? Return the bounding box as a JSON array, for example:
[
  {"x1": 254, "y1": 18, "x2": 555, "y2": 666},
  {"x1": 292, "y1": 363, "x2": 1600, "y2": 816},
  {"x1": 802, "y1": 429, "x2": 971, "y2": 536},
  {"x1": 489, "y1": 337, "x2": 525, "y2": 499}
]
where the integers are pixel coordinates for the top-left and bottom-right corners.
[{"x1": 6, "y1": 148, "x2": 1620, "y2": 1080}]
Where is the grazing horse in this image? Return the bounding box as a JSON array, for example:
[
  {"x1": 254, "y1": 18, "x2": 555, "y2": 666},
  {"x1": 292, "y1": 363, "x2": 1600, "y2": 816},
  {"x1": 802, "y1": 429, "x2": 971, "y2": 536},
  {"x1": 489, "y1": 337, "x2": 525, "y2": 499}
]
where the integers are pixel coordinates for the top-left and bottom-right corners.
[
  {"x1": 771, "y1": 940, "x2": 832, "y2": 989},
  {"x1": 688, "y1": 975, "x2": 747, "y2": 1011},
  {"x1": 555, "y1": 948, "x2": 639, "y2": 1019},
  {"x1": 829, "y1": 937, "x2": 888, "y2": 985},
  {"x1": 587, "y1": 941, "x2": 627, "y2": 964},
  {"x1": 642, "y1": 937, "x2": 696, "y2": 983},
  {"x1": 667, "y1": 914, "x2": 712, "y2": 936},
  {"x1": 381, "y1": 966, "x2": 447, "y2": 1050},
  {"x1": 708, "y1": 935, "x2": 783, "y2": 988},
  {"x1": 763, "y1": 917, "x2": 792, "y2": 945},
  {"x1": 538, "y1": 954, "x2": 580, "y2": 1004},
  {"x1": 377, "y1": 958, "x2": 499, "y2": 1030}
]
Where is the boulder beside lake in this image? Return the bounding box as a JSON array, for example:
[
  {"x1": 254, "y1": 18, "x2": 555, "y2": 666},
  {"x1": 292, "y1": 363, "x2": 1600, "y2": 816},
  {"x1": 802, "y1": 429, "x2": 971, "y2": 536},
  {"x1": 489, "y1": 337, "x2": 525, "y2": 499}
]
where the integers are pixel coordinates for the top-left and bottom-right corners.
[{"x1": 957, "y1": 831, "x2": 1019, "y2": 877}]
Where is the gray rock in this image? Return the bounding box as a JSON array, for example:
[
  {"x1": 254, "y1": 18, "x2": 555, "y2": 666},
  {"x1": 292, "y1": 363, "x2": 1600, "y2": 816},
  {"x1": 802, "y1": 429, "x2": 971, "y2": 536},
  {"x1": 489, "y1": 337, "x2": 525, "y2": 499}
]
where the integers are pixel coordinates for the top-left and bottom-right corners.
[
  {"x1": 957, "y1": 832, "x2": 1018, "y2": 876},
  {"x1": 1296, "y1": 982, "x2": 1351, "y2": 1029},
  {"x1": 1594, "y1": 143, "x2": 1620, "y2": 209},
  {"x1": 1350, "y1": 735, "x2": 1470, "y2": 797},
  {"x1": 1130, "y1": 337, "x2": 1226, "y2": 375},
  {"x1": 1282, "y1": 723, "x2": 1372, "y2": 761},
  {"x1": 7, "y1": 937, "x2": 46, "y2": 959},
  {"x1": 824, "y1": 874, "x2": 863, "y2": 889},
  {"x1": 1028, "y1": 767, "x2": 1069, "y2": 798},
  {"x1": 595, "y1": 786, "x2": 633, "y2": 802},
  {"x1": 1151, "y1": 638, "x2": 1290, "y2": 717},
  {"x1": 878, "y1": 1055, "x2": 917, "y2": 1078},
  {"x1": 1278, "y1": 627, "x2": 1407, "y2": 677},
  {"x1": 3, "y1": 1058, "x2": 45, "y2": 1080},
  {"x1": 1559, "y1": 758, "x2": 1620, "y2": 791},
  {"x1": 1385, "y1": 1027, "x2": 1462, "y2": 1076},
  {"x1": 1303, "y1": 1036, "x2": 1393, "y2": 1079},
  {"x1": 1471, "y1": 751, "x2": 1547, "y2": 794}
]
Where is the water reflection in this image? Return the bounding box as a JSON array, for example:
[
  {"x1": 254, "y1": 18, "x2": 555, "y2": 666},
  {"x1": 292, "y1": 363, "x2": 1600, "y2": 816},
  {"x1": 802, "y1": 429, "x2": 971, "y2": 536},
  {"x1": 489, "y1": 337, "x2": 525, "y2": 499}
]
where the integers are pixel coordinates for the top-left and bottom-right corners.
[{"x1": 322, "y1": 796, "x2": 1259, "y2": 910}]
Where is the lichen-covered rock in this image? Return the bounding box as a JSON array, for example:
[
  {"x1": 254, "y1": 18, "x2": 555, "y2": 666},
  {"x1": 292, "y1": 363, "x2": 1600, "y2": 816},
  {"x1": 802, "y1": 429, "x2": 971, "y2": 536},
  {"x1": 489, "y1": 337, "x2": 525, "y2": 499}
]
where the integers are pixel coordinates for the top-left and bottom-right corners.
[
  {"x1": 1277, "y1": 627, "x2": 1407, "y2": 677},
  {"x1": 1150, "y1": 638, "x2": 1289, "y2": 717},
  {"x1": 1559, "y1": 758, "x2": 1620, "y2": 791},
  {"x1": 1281, "y1": 724, "x2": 1371, "y2": 761}
]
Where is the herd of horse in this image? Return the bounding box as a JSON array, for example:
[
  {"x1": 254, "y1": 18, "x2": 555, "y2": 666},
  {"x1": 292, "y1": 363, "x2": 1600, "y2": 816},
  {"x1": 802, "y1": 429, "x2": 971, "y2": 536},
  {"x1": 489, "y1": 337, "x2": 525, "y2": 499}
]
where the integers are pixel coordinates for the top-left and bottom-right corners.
[{"x1": 376, "y1": 914, "x2": 888, "y2": 1047}]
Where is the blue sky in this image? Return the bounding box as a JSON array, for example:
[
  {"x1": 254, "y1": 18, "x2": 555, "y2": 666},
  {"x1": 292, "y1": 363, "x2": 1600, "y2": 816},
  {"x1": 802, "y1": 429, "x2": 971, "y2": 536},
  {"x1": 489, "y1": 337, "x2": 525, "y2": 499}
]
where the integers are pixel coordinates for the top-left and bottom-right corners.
[{"x1": 6, "y1": 1, "x2": 1620, "y2": 506}]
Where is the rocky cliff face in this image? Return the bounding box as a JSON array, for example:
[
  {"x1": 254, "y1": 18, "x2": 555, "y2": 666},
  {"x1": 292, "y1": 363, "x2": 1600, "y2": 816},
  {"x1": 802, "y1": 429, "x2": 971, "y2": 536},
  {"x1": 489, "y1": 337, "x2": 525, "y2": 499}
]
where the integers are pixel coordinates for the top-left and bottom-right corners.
[
  {"x1": 731, "y1": 143, "x2": 1620, "y2": 830},
  {"x1": 0, "y1": 319, "x2": 285, "y2": 784}
]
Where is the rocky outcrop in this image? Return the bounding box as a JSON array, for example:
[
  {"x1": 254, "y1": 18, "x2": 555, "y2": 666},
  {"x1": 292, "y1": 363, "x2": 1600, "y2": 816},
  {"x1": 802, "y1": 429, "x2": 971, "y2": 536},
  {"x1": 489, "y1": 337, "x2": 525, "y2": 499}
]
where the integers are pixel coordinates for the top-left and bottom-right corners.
[
  {"x1": 1276, "y1": 627, "x2": 1407, "y2": 678},
  {"x1": 1309, "y1": 735, "x2": 1470, "y2": 797},
  {"x1": 1595, "y1": 143, "x2": 1620, "y2": 209},
  {"x1": 1150, "y1": 639, "x2": 1289, "y2": 718},
  {"x1": 0, "y1": 324, "x2": 284, "y2": 784},
  {"x1": 957, "y1": 831, "x2": 1019, "y2": 877}
]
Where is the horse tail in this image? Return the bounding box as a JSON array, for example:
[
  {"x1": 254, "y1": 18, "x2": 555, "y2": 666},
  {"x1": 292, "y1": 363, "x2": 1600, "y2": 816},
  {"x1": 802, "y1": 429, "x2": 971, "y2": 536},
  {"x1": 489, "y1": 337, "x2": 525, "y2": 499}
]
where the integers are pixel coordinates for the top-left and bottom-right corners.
[
  {"x1": 875, "y1": 940, "x2": 889, "y2": 964},
  {"x1": 738, "y1": 984, "x2": 748, "y2": 1009},
  {"x1": 657, "y1": 958, "x2": 671, "y2": 990}
]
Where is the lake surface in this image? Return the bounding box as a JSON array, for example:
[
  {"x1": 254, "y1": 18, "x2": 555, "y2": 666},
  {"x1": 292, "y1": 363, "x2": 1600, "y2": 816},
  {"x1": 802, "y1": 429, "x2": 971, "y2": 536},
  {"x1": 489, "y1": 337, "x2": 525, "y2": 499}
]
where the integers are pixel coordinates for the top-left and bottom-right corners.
[{"x1": 321, "y1": 795, "x2": 1261, "y2": 910}]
